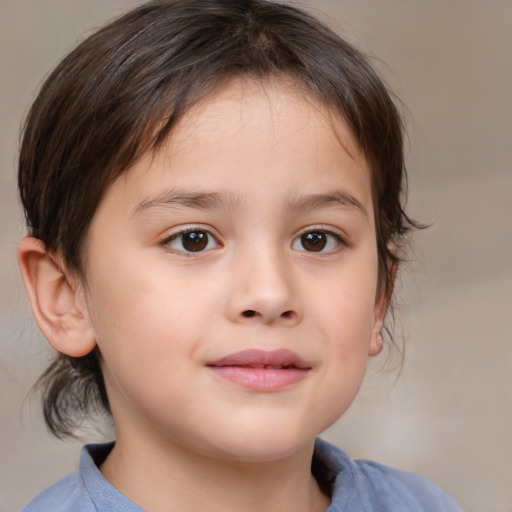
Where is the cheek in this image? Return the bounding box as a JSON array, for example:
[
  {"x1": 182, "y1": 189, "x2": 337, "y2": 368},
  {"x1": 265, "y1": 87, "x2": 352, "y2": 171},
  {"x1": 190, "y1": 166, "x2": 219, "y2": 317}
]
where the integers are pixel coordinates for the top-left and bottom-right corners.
[
  {"x1": 85, "y1": 259, "x2": 212, "y2": 394},
  {"x1": 312, "y1": 295, "x2": 376, "y2": 427},
  {"x1": 307, "y1": 255, "x2": 378, "y2": 399},
  {"x1": 90, "y1": 284, "x2": 207, "y2": 428},
  {"x1": 311, "y1": 258, "x2": 378, "y2": 344}
]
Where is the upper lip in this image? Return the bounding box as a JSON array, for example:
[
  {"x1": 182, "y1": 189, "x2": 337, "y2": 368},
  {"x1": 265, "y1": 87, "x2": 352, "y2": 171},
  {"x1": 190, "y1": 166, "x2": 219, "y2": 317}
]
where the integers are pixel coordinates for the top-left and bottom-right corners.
[{"x1": 207, "y1": 349, "x2": 311, "y2": 369}]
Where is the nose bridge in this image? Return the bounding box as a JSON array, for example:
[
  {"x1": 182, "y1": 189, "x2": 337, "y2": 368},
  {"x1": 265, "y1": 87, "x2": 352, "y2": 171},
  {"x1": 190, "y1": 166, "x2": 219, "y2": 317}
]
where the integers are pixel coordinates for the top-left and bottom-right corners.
[{"x1": 227, "y1": 237, "x2": 300, "y2": 325}]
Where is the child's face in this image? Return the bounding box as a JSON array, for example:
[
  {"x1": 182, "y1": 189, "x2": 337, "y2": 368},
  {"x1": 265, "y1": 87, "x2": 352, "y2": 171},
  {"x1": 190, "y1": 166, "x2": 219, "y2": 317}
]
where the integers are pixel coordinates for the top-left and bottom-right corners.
[{"x1": 80, "y1": 78, "x2": 385, "y2": 461}]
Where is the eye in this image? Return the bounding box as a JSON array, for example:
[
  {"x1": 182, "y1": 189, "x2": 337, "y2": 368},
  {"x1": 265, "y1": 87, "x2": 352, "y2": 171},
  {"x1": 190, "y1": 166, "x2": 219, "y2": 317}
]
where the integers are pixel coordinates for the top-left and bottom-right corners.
[
  {"x1": 292, "y1": 230, "x2": 344, "y2": 253},
  {"x1": 165, "y1": 229, "x2": 219, "y2": 253}
]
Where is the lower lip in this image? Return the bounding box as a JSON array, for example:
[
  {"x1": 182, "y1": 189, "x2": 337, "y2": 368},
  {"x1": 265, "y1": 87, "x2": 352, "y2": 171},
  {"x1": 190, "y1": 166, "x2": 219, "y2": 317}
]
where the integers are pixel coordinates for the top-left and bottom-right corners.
[{"x1": 208, "y1": 366, "x2": 310, "y2": 391}]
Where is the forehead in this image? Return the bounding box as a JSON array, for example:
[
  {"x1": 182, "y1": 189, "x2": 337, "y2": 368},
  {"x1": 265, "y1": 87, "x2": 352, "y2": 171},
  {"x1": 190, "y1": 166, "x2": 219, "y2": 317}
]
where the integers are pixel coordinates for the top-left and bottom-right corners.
[
  {"x1": 101, "y1": 77, "x2": 372, "y2": 220},
  {"x1": 166, "y1": 77, "x2": 362, "y2": 161}
]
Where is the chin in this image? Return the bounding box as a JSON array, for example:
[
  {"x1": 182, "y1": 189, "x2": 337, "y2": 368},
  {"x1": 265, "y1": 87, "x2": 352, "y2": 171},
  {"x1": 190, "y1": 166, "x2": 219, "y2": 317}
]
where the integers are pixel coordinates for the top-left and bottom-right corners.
[{"x1": 202, "y1": 426, "x2": 318, "y2": 463}]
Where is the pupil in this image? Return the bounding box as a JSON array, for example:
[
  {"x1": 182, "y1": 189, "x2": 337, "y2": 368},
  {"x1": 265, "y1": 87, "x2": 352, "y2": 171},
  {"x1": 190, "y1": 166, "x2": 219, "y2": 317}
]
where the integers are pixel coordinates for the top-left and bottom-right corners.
[
  {"x1": 302, "y1": 232, "x2": 326, "y2": 252},
  {"x1": 183, "y1": 232, "x2": 208, "y2": 252}
]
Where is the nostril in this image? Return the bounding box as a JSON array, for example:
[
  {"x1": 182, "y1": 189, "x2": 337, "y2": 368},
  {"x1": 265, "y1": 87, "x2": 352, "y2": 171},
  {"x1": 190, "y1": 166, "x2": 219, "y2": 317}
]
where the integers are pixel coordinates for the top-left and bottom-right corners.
[{"x1": 239, "y1": 309, "x2": 298, "y2": 321}]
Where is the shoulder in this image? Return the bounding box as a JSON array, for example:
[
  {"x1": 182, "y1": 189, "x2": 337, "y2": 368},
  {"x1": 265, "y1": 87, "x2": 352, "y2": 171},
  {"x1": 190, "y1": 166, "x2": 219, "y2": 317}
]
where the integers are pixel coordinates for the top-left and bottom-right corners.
[
  {"x1": 20, "y1": 442, "x2": 142, "y2": 512},
  {"x1": 314, "y1": 438, "x2": 462, "y2": 512},
  {"x1": 20, "y1": 471, "x2": 94, "y2": 512},
  {"x1": 354, "y1": 459, "x2": 463, "y2": 511}
]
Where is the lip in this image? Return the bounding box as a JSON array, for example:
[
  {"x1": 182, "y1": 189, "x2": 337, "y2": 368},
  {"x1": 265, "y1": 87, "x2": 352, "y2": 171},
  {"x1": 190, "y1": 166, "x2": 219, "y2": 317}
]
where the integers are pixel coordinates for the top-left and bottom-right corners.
[{"x1": 207, "y1": 349, "x2": 312, "y2": 391}]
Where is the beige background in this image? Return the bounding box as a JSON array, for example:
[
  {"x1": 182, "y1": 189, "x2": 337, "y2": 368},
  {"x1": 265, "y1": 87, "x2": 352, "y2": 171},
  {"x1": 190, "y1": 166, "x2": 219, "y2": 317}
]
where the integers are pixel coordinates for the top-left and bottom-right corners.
[{"x1": 1, "y1": 1, "x2": 511, "y2": 511}]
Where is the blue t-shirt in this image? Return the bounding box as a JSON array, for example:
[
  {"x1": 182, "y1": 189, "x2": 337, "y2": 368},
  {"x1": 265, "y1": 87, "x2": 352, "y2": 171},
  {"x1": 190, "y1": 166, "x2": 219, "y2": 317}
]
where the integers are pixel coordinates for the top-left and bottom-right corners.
[{"x1": 21, "y1": 438, "x2": 462, "y2": 511}]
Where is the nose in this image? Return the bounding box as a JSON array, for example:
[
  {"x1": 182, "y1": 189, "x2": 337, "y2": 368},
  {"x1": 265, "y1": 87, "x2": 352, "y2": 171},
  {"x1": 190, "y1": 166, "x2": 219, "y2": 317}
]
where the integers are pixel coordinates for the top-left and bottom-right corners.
[{"x1": 225, "y1": 247, "x2": 302, "y2": 326}]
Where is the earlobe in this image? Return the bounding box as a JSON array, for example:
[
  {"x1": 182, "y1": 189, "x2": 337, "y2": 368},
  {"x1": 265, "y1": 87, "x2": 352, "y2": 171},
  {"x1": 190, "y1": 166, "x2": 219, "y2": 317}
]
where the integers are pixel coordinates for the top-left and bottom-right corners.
[
  {"x1": 369, "y1": 330, "x2": 383, "y2": 356},
  {"x1": 17, "y1": 237, "x2": 97, "y2": 357},
  {"x1": 369, "y1": 271, "x2": 395, "y2": 357},
  {"x1": 369, "y1": 297, "x2": 384, "y2": 356}
]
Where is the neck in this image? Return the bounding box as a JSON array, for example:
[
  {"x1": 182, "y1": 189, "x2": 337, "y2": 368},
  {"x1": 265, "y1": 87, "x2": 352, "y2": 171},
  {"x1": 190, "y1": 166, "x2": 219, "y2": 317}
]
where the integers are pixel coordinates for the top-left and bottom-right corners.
[{"x1": 100, "y1": 432, "x2": 330, "y2": 512}]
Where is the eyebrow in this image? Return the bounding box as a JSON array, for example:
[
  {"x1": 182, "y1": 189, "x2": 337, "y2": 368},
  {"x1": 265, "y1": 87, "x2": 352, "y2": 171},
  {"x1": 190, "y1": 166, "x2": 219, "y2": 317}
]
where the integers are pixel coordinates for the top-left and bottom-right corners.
[
  {"x1": 284, "y1": 191, "x2": 368, "y2": 217},
  {"x1": 131, "y1": 190, "x2": 242, "y2": 217},
  {"x1": 131, "y1": 188, "x2": 367, "y2": 218}
]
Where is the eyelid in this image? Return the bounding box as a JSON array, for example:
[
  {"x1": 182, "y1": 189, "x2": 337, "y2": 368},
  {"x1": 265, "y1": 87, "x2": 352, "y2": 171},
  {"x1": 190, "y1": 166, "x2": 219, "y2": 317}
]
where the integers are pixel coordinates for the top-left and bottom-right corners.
[{"x1": 295, "y1": 224, "x2": 348, "y2": 242}]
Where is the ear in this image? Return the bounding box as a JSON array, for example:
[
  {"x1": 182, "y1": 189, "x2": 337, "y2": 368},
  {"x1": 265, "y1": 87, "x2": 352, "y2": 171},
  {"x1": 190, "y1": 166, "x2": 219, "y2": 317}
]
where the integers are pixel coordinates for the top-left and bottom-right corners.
[
  {"x1": 368, "y1": 294, "x2": 386, "y2": 356},
  {"x1": 17, "y1": 237, "x2": 97, "y2": 357},
  {"x1": 368, "y1": 263, "x2": 397, "y2": 357}
]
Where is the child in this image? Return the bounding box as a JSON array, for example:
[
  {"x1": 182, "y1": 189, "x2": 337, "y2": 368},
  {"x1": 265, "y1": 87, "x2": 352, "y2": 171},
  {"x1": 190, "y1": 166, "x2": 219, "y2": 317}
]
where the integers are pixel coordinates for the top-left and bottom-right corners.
[{"x1": 17, "y1": 1, "x2": 462, "y2": 510}]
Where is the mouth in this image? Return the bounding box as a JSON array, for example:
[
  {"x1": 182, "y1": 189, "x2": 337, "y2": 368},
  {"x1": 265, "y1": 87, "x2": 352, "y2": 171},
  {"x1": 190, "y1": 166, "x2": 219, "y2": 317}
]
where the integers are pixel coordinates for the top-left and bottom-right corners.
[{"x1": 207, "y1": 349, "x2": 311, "y2": 391}]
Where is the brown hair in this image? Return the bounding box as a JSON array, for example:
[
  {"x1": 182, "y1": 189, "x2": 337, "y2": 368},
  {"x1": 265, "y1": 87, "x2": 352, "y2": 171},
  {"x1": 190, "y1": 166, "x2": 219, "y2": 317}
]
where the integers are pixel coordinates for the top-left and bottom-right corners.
[{"x1": 19, "y1": 0, "x2": 417, "y2": 438}]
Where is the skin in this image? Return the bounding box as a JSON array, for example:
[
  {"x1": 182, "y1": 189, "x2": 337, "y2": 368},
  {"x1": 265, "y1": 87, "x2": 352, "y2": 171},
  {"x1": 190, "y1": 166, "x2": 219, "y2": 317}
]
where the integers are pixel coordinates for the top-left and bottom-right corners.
[{"x1": 18, "y1": 78, "x2": 388, "y2": 512}]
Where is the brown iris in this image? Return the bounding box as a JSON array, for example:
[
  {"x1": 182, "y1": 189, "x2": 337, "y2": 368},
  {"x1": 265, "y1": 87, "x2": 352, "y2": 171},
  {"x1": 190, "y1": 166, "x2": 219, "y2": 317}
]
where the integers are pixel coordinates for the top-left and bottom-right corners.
[
  {"x1": 181, "y1": 231, "x2": 209, "y2": 252},
  {"x1": 301, "y1": 232, "x2": 327, "y2": 252}
]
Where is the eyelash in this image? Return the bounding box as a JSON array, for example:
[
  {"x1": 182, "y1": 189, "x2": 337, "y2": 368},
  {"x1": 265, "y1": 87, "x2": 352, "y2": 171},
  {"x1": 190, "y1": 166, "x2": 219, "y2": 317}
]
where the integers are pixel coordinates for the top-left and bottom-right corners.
[{"x1": 160, "y1": 226, "x2": 347, "y2": 254}]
